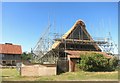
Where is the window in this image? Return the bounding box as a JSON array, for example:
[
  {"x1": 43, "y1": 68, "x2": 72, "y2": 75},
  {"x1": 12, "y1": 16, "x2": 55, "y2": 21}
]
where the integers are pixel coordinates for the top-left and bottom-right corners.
[{"x1": 2, "y1": 54, "x2": 4, "y2": 57}]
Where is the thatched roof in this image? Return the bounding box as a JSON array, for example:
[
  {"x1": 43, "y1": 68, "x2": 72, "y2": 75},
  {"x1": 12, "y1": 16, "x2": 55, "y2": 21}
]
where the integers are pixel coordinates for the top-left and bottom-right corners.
[
  {"x1": 62, "y1": 19, "x2": 92, "y2": 40},
  {"x1": 51, "y1": 19, "x2": 101, "y2": 51}
]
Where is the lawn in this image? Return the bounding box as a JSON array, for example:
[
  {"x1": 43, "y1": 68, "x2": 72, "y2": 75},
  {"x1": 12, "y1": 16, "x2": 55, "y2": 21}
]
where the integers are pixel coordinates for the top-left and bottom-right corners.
[{"x1": 0, "y1": 68, "x2": 118, "y2": 81}]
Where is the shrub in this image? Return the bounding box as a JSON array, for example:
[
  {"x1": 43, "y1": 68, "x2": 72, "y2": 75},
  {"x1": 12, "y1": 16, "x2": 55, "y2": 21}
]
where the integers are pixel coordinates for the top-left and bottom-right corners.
[
  {"x1": 78, "y1": 53, "x2": 118, "y2": 71},
  {"x1": 109, "y1": 57, "x2": 118, "y2": 70}
]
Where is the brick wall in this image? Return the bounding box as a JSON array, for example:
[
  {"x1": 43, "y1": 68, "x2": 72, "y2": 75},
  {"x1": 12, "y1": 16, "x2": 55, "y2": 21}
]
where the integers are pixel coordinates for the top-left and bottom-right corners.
[{"x1": 20, "y1": 64, "x2": 56, "y2": 76}]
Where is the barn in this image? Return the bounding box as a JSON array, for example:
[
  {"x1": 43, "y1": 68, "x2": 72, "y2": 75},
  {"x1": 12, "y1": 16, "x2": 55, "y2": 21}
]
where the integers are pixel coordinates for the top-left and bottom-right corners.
[
  {"x1": 32, "y1": 19, "x2": 111, "y2": 73},
  {"x1": 0, "y1": 43, "x2": 22, "y2": 66}
]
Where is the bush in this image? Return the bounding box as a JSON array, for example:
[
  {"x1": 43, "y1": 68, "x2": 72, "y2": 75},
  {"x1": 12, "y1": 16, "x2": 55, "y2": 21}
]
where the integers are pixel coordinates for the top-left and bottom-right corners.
[
  {"x1": 109, "y1": 57, "x2": 118, "y2": 70},
  {"x1": 78, "y1": 53, "x2": 118, "y2": 71}
]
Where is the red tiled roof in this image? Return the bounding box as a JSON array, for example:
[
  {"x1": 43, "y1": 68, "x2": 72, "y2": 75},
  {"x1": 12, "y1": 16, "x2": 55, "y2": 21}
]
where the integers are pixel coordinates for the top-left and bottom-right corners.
[
  {"x1": 0, "y1": 44, "x2": 22, "y2": 54},
  {"x1": 66, "y1": 50, "x2": 112, "y2": 58}
]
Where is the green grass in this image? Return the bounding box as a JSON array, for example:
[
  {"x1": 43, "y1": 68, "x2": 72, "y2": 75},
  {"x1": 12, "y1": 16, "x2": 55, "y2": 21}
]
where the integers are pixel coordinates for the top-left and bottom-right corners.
[
  {"x1": 37, "y1": 71, "x2": 118, "y2": 81},
  {"x1": 1, "y1": 68, "x2": 19, "y2": 77},
  {"x1": 0, "y1": 68, "x2": 118, "y2": 81}
]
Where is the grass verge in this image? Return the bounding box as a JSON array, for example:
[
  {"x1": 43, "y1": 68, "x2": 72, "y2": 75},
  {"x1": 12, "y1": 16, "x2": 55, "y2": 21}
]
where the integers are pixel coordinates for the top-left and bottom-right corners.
[{"x1": 0, "y1": 68, "x2": 118, "y2": 81}]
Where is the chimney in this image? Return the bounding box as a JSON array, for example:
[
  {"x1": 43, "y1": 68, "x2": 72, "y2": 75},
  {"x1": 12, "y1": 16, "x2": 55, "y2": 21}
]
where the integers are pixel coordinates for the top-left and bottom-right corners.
[{"x1": 5, "y1": 43, "x2": 13, "y2": 45}]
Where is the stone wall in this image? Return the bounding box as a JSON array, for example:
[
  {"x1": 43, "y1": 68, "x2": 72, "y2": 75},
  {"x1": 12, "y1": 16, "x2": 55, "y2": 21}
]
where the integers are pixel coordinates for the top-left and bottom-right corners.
[{"x1": 20, "y1": 64, "x2": 56, "y2": 76}]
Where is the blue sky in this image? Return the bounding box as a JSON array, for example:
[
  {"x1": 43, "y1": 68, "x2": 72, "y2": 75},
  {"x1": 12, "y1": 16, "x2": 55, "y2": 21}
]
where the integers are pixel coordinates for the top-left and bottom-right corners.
[{"x1": 2, "y1": 2, "x2": 118, "y2": 53}]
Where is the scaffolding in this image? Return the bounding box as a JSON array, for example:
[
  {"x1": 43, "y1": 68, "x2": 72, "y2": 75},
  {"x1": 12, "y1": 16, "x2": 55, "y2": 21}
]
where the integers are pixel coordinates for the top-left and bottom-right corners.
[
  {"x1": 31, "y1": 22, "x2": 62, "y2": 63},
  {"x1": 31, "y1": 20, "x2": 118, "y2": 64}
]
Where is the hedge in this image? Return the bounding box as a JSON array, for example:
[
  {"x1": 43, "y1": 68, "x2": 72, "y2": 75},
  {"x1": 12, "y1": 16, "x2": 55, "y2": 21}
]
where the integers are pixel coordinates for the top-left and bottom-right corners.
[{"x1": 78, "y1": 53, "x2": 118, "y2": 71}]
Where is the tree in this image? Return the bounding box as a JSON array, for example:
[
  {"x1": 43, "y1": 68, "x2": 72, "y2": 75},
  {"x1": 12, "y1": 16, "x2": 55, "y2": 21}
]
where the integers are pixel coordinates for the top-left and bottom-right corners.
[{"x1": 21, "y1": 52, "x2": 32, "y2": 61}]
